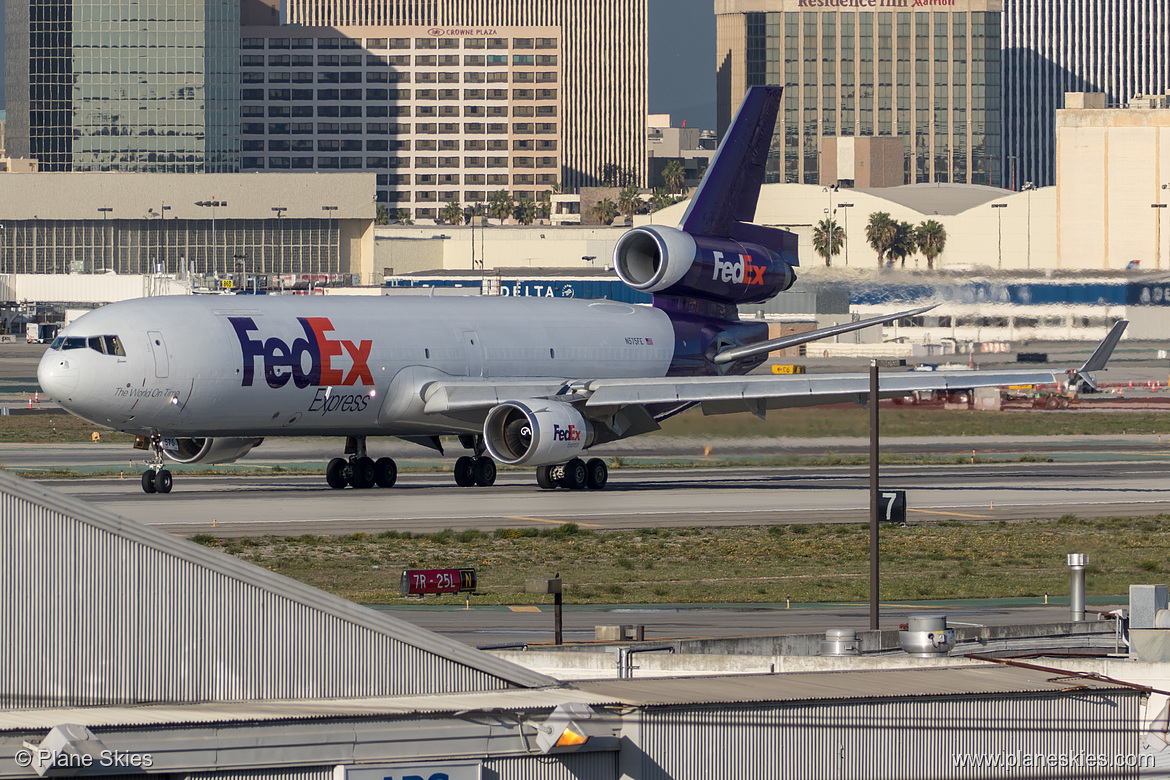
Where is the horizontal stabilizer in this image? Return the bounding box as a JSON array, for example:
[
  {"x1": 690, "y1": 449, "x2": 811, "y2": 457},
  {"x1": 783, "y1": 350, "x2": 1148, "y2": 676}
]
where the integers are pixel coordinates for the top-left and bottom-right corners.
[{"x1": 713, "y1": 305, "x2": 937, "y2": 365}]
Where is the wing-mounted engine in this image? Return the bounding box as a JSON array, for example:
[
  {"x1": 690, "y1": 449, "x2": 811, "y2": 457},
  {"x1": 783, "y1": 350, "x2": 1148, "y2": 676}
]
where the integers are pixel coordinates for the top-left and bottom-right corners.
[
  {"x1": 162, "y1": 437, "x2": 264, "y2": 465},
  {"x1": 482, "y1": 401, "x2": 594, "y2": 467},
  {"x1": 613, "y1": 225, "x2": 795, "y2": 305}
]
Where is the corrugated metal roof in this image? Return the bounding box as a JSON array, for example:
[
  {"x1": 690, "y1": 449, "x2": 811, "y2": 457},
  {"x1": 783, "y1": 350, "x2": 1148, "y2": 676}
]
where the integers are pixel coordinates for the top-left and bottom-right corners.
[
  {"x1": 0, "y1": 470, "x2": 557, "y2": 705},
  {"x1": 569, "y1": 665, "x2": 1133, "y2": 707},
  {"x1": 0, "y1": 687, "x2": 610, "y2": 730}
]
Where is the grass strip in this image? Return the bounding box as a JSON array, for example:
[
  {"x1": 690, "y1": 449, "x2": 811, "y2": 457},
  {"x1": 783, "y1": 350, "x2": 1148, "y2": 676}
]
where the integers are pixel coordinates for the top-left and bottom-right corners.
[{"x1": 192, "y1": 514, "x2": 1166, "y2": 607}]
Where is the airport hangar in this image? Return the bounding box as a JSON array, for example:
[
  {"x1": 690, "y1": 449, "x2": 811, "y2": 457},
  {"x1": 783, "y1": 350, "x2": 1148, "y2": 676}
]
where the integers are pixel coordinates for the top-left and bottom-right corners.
[{"x1": 0, "y1": 470, "x2": 1145, "y2": 780}]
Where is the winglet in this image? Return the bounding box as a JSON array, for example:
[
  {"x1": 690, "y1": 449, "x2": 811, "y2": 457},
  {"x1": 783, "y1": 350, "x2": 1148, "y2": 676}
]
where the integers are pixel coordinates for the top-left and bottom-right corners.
[
  {"x1": 680, "y1": 86, "x2": 783, "y2": 243},
  {"x1": 1069, "y1": 320, "x2": 1127, "y2": 391}
]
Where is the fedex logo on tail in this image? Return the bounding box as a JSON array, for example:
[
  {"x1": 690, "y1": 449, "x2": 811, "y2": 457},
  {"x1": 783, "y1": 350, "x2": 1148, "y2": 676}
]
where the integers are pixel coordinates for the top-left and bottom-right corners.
[
  {"x1": 712, "y1": 252, "x2": 766, "y2": 285},
  {"x1": 230, "y1": 316, "x2": 373, "y2": 389}
]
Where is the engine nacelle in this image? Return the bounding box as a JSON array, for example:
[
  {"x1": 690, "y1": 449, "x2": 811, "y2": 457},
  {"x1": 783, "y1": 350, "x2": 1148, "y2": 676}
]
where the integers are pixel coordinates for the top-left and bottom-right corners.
[
  {"x1": 162, "y1": 437, "x2": 263, "y2": 465},
  {"x1": 482, "y1": 401, "x2": 594, "y2": 467},
  {"x1": 613, "y1": 225, "x2": 795, "y2": 305}
]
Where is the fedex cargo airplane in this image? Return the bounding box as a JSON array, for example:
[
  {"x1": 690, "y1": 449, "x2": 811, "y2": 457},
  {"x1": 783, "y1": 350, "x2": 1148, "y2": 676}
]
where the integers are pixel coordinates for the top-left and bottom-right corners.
[{"x1": 37, "y1": 87, "x2": 1126, "y2": 494}]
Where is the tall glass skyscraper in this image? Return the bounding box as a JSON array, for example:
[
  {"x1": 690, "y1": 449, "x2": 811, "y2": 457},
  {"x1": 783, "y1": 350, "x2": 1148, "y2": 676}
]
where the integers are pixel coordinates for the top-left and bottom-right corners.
[
  {"x1": 5, "y1": 0, "x2": 240, "y2": 172},
  {"x1": 1002, "y1": 0, "x2": 1170, "y2": 189},
  {"x1": 717, "y1": 0, "x2": 1002, "y2": 187}
]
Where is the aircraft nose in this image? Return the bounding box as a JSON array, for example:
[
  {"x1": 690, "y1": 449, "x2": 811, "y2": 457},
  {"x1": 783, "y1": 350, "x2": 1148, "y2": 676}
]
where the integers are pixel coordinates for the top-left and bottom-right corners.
[{"x1": 38, "y1": 350, "x2": 80, "y2": 401}]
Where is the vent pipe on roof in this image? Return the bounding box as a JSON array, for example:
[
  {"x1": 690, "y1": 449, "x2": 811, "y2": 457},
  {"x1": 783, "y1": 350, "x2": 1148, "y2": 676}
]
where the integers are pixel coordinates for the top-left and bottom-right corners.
[
  {"x1": 1069, "y1": 553, "x2": 1088, "y2": 622},
  {"x1": 820, "y1": 628, "x2": 860, "y2": 656},
  {"x1": 899, "y1": 615, "x2": 955, "y2": 657}
]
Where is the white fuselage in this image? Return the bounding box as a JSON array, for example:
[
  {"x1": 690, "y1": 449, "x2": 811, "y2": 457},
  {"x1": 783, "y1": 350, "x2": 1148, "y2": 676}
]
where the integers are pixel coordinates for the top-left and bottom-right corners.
[{"x1": 37, "y1": 294, "x2": 677, "y2": 437}]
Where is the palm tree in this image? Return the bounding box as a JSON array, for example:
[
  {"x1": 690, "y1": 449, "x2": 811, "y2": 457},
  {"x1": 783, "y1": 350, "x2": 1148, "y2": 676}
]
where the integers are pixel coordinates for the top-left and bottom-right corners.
[
  {"x1": 440, "y1": 200, "x2": 463, "y2": 225},
  {"x1": 812, "y1": 218, "x2": 845, "y2": 267},
  {"x1": 864, "y1": 211, "x2": 896, "y2": 266},
  {"x1": 393, "y1": 209, "x2": 413, "y2": 226},
  {"x1": 513, "y1": 196, "x2": 537, "y2": 225},
  {"x1": 888, "y1": 221, "x2": 917, "y2": 267},
  {"x1": 649, "y1": 188, "x2": 675, "y2": 212},
  {"x1": 537, "y1": 189, "x2": 553, "y2": 221},
  {"x1": 915, "y1": 219, "x2": 948, "y2": 270},
  {"x1": 375, "y1": 203, "x2": 391, "y2": 226},
  {"x1": 617, "y1": 186, "x2": 641, "y2": 222},
  {"x1": 487, "y1": 189, "x2": 513, "y2": 223},
  {"x1": 591, "y1": 198, "x2": 619, "y2": 225},
  {"x1": 662, "y1": 160, "x2": 686, "y2": 194}
]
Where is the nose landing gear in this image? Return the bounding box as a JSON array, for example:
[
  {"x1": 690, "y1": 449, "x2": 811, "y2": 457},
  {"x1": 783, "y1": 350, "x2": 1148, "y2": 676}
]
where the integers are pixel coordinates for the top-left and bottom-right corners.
[{"x1": 140, "y1": 434, "x2": 173, "y2": 494}]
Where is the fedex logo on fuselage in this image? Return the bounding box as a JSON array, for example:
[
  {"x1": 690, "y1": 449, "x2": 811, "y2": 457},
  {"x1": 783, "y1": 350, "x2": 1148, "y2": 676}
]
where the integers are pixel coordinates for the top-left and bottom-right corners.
[
  {"x1": 230, "y1": 316, "x2": 373, "y2": 389},
  {"x1": 712, "y1": 252, "x2": 765, "y2": 285},
  {"x1": 553, "y1": 424, "x2": 582, "y2": 442}
]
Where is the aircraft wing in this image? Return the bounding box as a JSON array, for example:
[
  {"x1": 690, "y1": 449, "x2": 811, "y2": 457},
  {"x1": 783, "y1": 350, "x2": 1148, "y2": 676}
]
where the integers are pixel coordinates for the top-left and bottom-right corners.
[{"x1": 579, "y1": 370, "x2": 1061, "y2": 415}]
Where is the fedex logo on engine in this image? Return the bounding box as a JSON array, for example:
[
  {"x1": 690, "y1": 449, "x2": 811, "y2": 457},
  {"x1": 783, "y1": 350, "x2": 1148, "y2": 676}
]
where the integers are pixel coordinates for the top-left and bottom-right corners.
[
  {"x1": 553, "y1": 424, "x2": 582, "y2": 442},
  {"x1": 711, "y1": 252, "x2": 766, "y2": 285},
  {"x1": 230, "y1": 316, "x2": 373, "y2": 389}
]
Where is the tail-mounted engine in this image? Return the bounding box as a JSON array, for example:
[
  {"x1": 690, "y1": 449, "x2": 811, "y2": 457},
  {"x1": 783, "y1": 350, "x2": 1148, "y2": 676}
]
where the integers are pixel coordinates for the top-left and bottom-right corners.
[
  {"x1": 613, "y1": 225, "x2": 796, "y2": 305},
  {"x1": 162, "y1": 437, "x2": 264, "y2": 465},
  {"x1": 483, "y1": 401, "x2": 594, "y2": 467}
]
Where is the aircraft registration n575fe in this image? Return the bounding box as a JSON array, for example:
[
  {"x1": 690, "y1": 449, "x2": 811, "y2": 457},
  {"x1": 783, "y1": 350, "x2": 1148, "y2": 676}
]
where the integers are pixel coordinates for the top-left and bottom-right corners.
[{"x1": 38, "y1": 86, "x2": 1126, "y2": 494}]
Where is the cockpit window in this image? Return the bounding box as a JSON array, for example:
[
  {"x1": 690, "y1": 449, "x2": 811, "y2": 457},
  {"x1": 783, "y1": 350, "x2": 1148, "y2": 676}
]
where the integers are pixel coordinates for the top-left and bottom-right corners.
[
  {"x1": 50, "y1": 334, "x2": 125, "y2": 355},
  {"x1": 103, "y1": 335, "x2": 125, "y2": 356}
]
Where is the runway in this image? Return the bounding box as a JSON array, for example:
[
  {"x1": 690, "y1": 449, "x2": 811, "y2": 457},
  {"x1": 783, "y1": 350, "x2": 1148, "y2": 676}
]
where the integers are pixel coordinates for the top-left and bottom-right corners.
[{"x1": 33, "y1": 460, "x2": 1170, "y2": 536}]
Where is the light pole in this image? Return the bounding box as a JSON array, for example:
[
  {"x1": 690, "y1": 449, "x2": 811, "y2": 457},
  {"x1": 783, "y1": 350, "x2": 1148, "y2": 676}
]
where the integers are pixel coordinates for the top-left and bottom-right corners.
[
  {"x1": 97, "y1": 207, "x2": 113, "y2": 273},
  {"x1": 272, "y1": 206, "x2": 287, "y2": 277},
  {"x1": 1152, "y1": 202, "x2": 1167, "y2": 271},
  {"x1": 992, "y1": 203, "x2": 1007, "y2": 268},
  {"x1": 1022, "y1": 182, "x2": 1035, "y2": 270},
  {"x1": 322, "y1": 205, "x2": 338, "y2": 278},
  {"x1": 147, "y1": 203, "x2": 171, "y2": 273},
  {"x1": 195, "y1": 199, "x2": 226, "y2": 277},
  {"x1": 838, "y1": 202, "x2": 854, "y2": 266},
  {"x1": 234, "y1": 254, "x2": 247, "y2": 293}
]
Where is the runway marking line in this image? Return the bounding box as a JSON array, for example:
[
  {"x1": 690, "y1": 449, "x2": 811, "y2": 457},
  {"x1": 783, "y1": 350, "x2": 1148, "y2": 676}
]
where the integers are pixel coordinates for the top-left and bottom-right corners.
[
  {"x1": 507, "y1": 515, "x2": 602, "y2": 528},
  {"x1": 508, "y1": 606, "x2": 542, "y2": 613},
  {"x1": 906, "y1": 508, "x2": 994, "y2": 519}
]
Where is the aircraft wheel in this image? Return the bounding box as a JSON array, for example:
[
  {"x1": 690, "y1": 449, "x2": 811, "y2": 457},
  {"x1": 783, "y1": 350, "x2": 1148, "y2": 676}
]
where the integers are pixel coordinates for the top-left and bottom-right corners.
[
  {"x1": 473, "y1": 456, "x2": 497, "y2": 487},
  {"x1": 535, "y1": 465, "x2": 557, "y2": 490},
  {"x1": 154, "y1": 468, "x2": 173, "y2": 494},
  {"x1": 326, "y1": 457, "x2": 349, "y2": 489},
  {"x1": 454, "y1": 455, "x2": 476, "y2": 487},
  {"x1": 375, "y1": 457, "x2": 398, "y2": 488},
  {"x1": 142, "y1": 470, "x2": 157, "y2": 494},
  {"x1": 561, "y1": 457, "x2": 588, "y2": 490},
  {"x1": 586, "y1": 458, "x2": 608, "y2": 490},
  {"x1": 350, "y1": 456, "x2": 376, "y2": 489}
]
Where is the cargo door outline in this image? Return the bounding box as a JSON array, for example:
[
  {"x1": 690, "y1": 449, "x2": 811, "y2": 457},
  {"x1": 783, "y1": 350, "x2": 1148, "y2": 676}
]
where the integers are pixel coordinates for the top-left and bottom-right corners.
[
  {"x1": 462, "y1": 330, "x2": 484, "y2": 377},
  {"x1": 148, "y1": 331, "x2": 170, "y2": 378}
]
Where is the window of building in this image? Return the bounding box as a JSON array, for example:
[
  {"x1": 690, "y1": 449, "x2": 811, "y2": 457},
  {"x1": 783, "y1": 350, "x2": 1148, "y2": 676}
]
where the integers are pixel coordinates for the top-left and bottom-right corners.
[
  {"x1": 536, "y1": 38, "x2": 557, "y2": 49},
  {"x1": 243, "y1": 38, "x2": 265, "y2": 49},
  {"x1": 268, "y1": 54, "x2": 290, "y2": 67},
  {"x1": 514, "y1": 156, "x2": 534, "y2": 168},
  {"x1": 319, "y1": 140, "x2": 339, "y2": 151},
  {"x1": 291, "y1": 38, "x2": 314, "y2": 48},
  {"x1": 292, "y1": 157, "x2": 314, "y2": 169},
  {"x1": 487, "y1": 123, "x2": 507, "y2": 135},
  {"x1": 488, "y1": 89, "x2": 508, "y2": 100},
  {"x1": 487, "y1": 38, "x2": 508, "y2": 49},
  {"x1": 465, "y1": 157, "x2": 485, "y2": 168},
  {"x1": 388, "y1": 38, "x2": 410, "y2": 49},
  {"x1": 513, "y1": 173, "x2": 534, "y2": 185},
  {"x1": 513, "y1": 54, "x2": 534, "y2": 65},
  {"x1": 487, "y1": 55, "x2": 508, "y2": 66},
  {"x1": 487, "y1": 156, "x2": 508, "y2": 167},
  {"x1": 438, "y1": 157, "x2": 461, "y2": 168},
  {"x1": 465, "y1": 72, "x2": 485, "y2": 83},
  {"x1": 513, "y1": 105, "x2": 535, "y2": 117},
  {"x1": 241, "y1": 55, "x2": 265, "y2": 67},
  {"x1": 438, "y1": 122, "x2": 460, "y2": 133},
  {"x1": 487, "y1": 174, "x2": 509, "y2": 185},
  {"x1": 416, "y1": 89, "x2": 437, "y2": 100},
  {"x1": 269, "y1": 106, "x2": 291, "y2": 117},
  {"x1": 242, "y1": 139, "x2": 265, "y2": 150},
  {"x1": 536, "y1": 89, "x2": 557, "y2": 100},
  {"x1": 514, "y1": 71, "x2": 535, "y2": 83},
  {"x1": 416, "y1": 55, "x2": 436, "y2": 67},
  {"x1": 319, "y1": 157, "x2": 340, "y2": 168},
  {"x1": 242, "y1": 106, "x2": 265, "y2": 118},
  {"x1": 318, "y1": 54, "x2": 339, "y2": 66}
]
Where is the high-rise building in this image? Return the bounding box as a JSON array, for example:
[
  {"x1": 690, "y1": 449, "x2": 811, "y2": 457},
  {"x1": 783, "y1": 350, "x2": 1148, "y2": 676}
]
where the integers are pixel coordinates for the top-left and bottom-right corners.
[
  {"x1": 715, "y1": 0, "x2": 1002, "y2": 187},
  {"x1": 1003, "y1": 0, "x2": 1170, "y2": 189},
  {"x1": 238, "y1": 26, "x2": 563, "y2": 220},
  {"x1": 271, "y1": 0, "x2": 647, "y2": 192},
  {"x1": 5, "y1": 0, "x2": 240, "y2": 173}
]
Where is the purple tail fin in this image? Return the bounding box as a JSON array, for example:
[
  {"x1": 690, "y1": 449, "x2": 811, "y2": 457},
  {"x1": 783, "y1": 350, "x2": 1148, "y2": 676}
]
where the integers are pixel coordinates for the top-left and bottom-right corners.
[{"x1": 680, "y1": 85, "x2": 784, "y2": 248}]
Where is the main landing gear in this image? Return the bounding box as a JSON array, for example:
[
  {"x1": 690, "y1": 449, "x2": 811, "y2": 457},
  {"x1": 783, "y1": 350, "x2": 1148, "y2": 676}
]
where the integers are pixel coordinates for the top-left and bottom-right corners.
[
  {"x1": 140, "y1": 434, "x2": 173, "y2": 494},
  {"x1": 536, "y1": 458, "x2": 608, "y2": 491},
  {"x1": 326, "y1": 435, "x2": 397, "y2": 490},
  {"x1": 453, "y1": 434, "x2": 496, "y2": 487}
]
